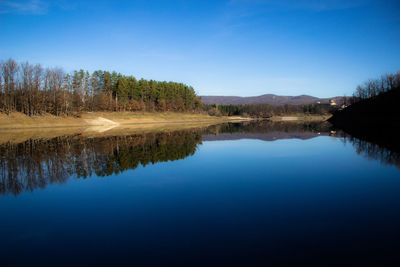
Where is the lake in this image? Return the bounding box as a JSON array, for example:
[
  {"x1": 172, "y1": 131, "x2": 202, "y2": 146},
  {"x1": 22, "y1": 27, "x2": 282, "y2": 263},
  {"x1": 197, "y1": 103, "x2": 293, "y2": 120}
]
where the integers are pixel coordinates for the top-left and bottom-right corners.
[{"x1": 1, "y1": 121, "x2": 399, "y2": 266}]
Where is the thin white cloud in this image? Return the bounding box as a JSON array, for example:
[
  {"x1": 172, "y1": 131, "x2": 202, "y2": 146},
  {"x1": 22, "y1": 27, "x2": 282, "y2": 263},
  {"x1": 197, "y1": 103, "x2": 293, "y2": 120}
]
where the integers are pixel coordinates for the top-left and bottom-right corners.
[
  {"x1": 0, "y1": 0, "x2": 49, "y2": 14},
  {"x1": 0, "y1": 0, "x2": 76, "y2": 15}
]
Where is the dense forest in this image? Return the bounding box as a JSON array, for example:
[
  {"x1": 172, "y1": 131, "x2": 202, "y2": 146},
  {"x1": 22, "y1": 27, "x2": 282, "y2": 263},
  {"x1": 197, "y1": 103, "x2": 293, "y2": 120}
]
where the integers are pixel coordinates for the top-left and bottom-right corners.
[{"x1": 0, "y1": 58, "x2": 201, "y2": 116}]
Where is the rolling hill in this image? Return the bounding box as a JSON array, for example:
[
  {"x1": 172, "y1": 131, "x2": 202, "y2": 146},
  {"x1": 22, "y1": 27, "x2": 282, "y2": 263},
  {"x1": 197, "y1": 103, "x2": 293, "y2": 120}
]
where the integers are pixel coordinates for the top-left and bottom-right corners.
[{"x1": 201, "y1": 94, "x2": 342, "y2": 105}]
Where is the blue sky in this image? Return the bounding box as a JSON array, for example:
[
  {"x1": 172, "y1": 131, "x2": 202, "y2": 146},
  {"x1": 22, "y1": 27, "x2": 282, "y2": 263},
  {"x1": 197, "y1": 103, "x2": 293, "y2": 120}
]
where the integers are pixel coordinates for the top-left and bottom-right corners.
[{"x1": 1, "y1": 0, "x2": 399, "y2": 97}]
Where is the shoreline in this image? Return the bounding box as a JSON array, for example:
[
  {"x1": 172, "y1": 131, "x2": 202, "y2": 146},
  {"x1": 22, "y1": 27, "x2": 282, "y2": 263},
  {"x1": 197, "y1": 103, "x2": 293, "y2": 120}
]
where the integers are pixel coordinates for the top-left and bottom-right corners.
[
  {"x1": 0, "y1": 112, "x2": 251, "y2": 144},
  {"x1": 0, "y1": 112, "x2": 330, "y2": 145},
  {"x1": 0, "y1": 111, "x2": 251, "y2": 130}
]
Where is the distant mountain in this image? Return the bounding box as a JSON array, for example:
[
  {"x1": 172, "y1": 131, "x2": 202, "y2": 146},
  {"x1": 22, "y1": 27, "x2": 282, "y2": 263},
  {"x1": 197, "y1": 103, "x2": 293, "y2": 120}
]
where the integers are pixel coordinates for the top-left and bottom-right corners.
[{"x1": 201, "y1": 94, "x2": 342, "y2": 105}]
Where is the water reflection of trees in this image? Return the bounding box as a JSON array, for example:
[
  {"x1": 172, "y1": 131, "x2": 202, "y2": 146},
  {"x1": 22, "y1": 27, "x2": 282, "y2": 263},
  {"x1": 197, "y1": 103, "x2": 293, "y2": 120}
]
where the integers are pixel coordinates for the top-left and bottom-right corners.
[
  {"x1": 212, "y1": 120, "x2": 333, "y2": 133},
  {"x1": 1, "y1": 121, "x2": 399, "y2": 196},
  {"x1": 203, "y1": 121, "x2": 339, "y2": 141},
  {"x1": 212, "y1": 121, "x2": 400, "y2": 169},
  {"x1": 0, "y1": 131, "x2": 202, "y2": 196},
  {"x1": 342, "y1": 134, "x2": 400, "y2": 169}
]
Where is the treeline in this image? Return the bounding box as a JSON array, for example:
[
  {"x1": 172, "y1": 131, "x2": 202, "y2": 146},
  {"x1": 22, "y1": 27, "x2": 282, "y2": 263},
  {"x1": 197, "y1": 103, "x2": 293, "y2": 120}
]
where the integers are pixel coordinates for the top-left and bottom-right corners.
[
  {"x1": 0, "y1": 58, "x2": 201, "y2": 116},
  {"x1": 203, "y1": 103, "x2": 331, "y2": 117},
  {"x1": 352, "y1": 71, "x2": 400, "y2": 102}
]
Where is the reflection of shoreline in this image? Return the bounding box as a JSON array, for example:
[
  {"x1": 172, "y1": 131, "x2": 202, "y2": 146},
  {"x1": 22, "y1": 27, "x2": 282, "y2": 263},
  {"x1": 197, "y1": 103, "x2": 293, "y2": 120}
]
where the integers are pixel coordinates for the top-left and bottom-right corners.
[
  {"x1": 203, "y1": 132, "x2": 330, "y2": 142},
  {"x1": 341, "y1": 133, "x2": 400, "y2": 169},
  {"x1": 0, "y1": 120, "x2": 333, "y2": 145},
  {"x1": 203, "y1": 120, "x2": 340, "y2": 142},
  {"x1": 1, "y1": 120, "x2": 398, "y2": 196},
  {"x1": 0, "y1": 121, "x2": 222, "y2": 145},
  {"x1": 330, "y1": 117, "x2": 400, "y2": 169}
]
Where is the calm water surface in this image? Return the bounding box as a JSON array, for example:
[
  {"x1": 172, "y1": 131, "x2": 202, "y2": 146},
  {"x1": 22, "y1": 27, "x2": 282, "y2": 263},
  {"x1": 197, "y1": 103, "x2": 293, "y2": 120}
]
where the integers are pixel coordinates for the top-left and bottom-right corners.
[{"x1": 1, "y1": 121, "x2": 399, "y2": 266}]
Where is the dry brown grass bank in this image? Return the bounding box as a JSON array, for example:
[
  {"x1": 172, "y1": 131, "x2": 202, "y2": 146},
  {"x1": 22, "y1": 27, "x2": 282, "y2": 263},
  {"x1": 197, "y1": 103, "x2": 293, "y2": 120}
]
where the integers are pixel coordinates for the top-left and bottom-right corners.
[{"x1": 0, "y1": 111, "x2": 249, "y2": 130}]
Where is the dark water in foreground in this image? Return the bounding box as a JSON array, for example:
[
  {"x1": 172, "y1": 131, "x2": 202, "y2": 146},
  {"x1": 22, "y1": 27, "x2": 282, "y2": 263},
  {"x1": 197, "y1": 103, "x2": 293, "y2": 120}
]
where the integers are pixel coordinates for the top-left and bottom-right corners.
[{"x1": 1, "y1": 121, "x2": 399, "y2": 266}]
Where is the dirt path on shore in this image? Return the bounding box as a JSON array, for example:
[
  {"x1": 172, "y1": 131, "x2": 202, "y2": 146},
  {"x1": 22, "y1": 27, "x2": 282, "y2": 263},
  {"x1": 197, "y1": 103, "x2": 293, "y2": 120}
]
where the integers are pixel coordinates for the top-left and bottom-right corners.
[{"x1": 84, "y1": 117, "x2": 120, "y2": 126}]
